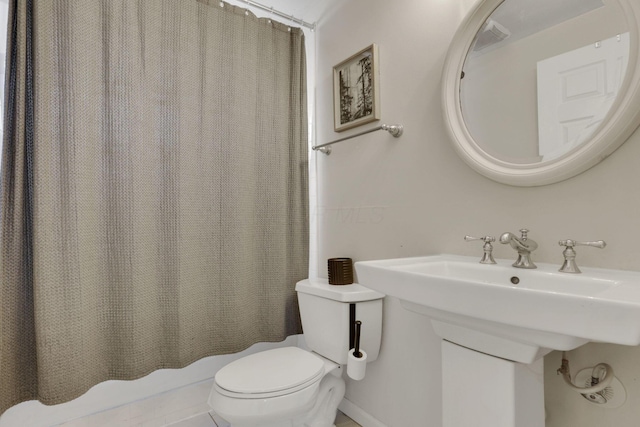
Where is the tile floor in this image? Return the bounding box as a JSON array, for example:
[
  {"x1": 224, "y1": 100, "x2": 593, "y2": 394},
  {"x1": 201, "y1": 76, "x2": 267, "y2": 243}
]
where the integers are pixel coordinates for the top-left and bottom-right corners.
[
  {"x1": 56, "y1": 381, "x2": 215, "y2": 427},
  {"x1": 335, "y1": 410, "x2": 362, "y2": 427},
  {"x1": 54, "y1": 377, "x2": 361, "y2": 427},
  {"x1": 166, "y1": 410, "x2": 361, "y2": 427}
]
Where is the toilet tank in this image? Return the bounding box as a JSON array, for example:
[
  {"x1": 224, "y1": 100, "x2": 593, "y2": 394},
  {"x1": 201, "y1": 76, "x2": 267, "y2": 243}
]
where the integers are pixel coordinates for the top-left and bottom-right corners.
[{"x1": 296, "y1": 279, "x2": 384, "y2": 365}]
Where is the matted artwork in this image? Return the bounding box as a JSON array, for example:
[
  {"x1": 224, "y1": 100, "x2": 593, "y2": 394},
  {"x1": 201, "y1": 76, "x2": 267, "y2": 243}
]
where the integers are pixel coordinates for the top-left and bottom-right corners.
[{"x1": 333, "y1": 44, "x2": 380, "y2": 132}]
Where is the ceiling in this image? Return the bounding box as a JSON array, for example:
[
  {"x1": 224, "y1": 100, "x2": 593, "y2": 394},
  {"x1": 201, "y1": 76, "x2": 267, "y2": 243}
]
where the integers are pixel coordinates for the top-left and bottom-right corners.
[
  {"x1": 240, "y1": 0, "x2": 608, "y2": 38},
  {"x1": 263, "y1": 0, "x2": 329, "y2": 21},
  {"x1": 471, "y1": 0, "x2": 606, "y2": 54},
  {"x1": 234, "y1": 0, "x2": 337, "y2": 26},
  {"x1": 486, "y1": 0, "x2": 605, "y2": 46}
]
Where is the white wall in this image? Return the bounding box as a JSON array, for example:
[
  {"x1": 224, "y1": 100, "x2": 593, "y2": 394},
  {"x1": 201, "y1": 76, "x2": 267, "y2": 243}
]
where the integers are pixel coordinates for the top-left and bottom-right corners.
[{"x1": 315, "y1": 0, "x2": 640, "y2": 426}]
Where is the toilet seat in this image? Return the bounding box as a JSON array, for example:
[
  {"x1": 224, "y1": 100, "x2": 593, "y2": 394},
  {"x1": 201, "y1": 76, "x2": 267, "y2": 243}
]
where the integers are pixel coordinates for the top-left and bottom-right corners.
[{"x1": 214, "y1": 347, "x2": 325, "y2": 399}]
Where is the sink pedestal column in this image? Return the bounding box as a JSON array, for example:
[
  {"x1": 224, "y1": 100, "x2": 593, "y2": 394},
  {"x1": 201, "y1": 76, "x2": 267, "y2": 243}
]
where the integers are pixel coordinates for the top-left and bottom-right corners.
[{"x1": 442, "y1": 341, "x2": 545, "y2": 427}]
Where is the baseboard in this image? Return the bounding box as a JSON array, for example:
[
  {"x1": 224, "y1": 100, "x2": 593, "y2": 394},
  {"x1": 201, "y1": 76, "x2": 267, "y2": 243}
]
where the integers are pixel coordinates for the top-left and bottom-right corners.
[{"x1": 338, "y1": 398, "x2": 388, "y2": 427}]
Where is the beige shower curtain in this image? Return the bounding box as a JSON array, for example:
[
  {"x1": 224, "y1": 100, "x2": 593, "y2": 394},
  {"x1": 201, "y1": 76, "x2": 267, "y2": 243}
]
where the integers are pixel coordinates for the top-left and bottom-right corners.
[{"x1": 0, "y1": 0, "x2": 308, "y2": 413}]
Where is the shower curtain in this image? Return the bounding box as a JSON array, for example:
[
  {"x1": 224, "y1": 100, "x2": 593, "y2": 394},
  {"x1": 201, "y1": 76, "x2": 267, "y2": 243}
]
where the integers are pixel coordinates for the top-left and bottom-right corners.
[{"x1": 0, "y1": 0, "x2": 308, "y2": 413}]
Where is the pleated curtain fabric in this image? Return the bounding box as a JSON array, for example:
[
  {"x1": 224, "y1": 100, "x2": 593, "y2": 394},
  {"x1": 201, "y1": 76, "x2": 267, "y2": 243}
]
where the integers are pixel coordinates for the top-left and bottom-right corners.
[{"x1": 0, "y1": 0, "x2": 308, "y2": 413}]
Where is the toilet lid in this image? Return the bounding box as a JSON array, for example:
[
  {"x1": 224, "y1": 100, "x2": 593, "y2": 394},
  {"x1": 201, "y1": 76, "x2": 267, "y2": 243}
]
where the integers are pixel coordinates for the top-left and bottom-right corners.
[{"x1": 215, "y1": 347, "x2": 325, "y2": 396}]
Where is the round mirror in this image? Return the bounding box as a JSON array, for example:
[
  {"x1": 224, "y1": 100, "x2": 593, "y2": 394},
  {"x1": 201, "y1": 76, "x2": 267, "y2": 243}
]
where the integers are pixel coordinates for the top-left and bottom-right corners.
[{"x1": 442, "y1": 0, "x2": 640, "y2": 186}]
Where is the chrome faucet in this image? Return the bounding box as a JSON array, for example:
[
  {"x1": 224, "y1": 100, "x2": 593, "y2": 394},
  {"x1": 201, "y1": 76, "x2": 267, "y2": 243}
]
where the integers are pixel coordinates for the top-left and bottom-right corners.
[
  {"x1": 500, "y1": 228, "x2": 538, "y2": 269},
  {"x1": 464, "y1": 235, "x2": 496, "y2": 264},
  {"x1": 558, "y1": 239, "x2": 606, "y2": 273}
]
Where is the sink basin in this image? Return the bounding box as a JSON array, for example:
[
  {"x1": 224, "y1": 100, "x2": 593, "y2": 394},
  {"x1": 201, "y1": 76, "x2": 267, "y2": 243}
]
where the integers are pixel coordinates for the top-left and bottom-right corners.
[{"x1": 355, "y1": 254, "x2": 640, "y2": 363}]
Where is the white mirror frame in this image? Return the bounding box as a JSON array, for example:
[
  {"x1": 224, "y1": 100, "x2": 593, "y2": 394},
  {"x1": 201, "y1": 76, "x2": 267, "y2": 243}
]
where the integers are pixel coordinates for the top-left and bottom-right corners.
[{"x1": 442, "y1": 0, "x2": 640, "y2": 186}]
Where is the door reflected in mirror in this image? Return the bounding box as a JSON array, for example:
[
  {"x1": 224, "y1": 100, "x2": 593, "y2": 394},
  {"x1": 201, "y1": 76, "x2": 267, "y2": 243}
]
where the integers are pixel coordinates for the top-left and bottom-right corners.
[{"x1": 460, "y1": 0, "x2": 629, "y2": 164}]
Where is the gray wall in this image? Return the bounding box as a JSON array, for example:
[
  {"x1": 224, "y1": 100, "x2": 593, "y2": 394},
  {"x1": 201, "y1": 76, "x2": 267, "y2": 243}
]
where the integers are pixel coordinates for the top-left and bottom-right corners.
[{"x1": 315, "y1": 0, "x2": 640, "y2": 425}]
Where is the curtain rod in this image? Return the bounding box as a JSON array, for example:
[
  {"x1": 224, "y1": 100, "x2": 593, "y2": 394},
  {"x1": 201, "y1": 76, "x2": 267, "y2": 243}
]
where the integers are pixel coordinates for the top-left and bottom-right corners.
[
  {"x1": 237, "y1": 0, "x2": 316, "y2": 30},
  {"x1": 312, "y1": 124, "x2": 404, "y2": 155}
]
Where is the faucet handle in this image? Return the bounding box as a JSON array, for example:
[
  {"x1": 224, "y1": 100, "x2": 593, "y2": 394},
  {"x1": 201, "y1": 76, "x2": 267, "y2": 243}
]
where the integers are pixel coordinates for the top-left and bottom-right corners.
[
  {"x1": 558, "y1": 239, "x2": 607, "y2": 273},
  {"x1": 464, "y1": 235, "x2": 496, "y2": 264},
  {"x1": 519, "y1": 228, "x2": 530, "y2": 240},
  {"x1": 464, "y1": 235, "x2": 495, "y2": 243},
  {"x1": 559, "y1": 239, "x2": 606, "y2": 249}
]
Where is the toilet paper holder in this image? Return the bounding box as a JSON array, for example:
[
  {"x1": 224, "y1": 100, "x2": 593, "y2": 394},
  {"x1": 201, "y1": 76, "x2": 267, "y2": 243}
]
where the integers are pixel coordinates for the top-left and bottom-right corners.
[
  {"x1": 347, "y1": 320, "x2": 368, "y2": 380},
  {"x1": 353, "y1": 320, "x2": 363, "y2": 358}
]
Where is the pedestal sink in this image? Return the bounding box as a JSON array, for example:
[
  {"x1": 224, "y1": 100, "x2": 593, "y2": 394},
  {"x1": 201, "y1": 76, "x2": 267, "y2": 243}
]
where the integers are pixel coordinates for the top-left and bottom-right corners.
[{"x1": 355, "y1": 255, "x2": 640, "y2": 427}]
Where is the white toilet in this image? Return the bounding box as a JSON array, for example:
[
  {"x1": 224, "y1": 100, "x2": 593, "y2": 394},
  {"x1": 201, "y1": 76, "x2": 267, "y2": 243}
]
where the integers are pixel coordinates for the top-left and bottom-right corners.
[{"x1": 208, "y1": 278, "x2": 384, "y2": 427}]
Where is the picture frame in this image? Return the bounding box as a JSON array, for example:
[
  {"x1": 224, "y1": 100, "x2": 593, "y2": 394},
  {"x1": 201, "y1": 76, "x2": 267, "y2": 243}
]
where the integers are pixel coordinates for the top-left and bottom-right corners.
[{"x1": 333, "y1": 44, "x2": 380, "y2": 132}]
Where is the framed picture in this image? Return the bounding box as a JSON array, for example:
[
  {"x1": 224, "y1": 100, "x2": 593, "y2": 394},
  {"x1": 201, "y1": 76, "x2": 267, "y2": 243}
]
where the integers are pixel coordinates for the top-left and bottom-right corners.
[{"x1": 333, "y1": 44, "x2": 380, "y2": 132}]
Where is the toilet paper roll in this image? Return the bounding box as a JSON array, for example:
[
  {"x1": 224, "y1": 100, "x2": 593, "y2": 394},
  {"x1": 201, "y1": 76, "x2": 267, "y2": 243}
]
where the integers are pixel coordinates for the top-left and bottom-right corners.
[{"x1": 347, "y1": 348, "x2": 368, "y2": 381}]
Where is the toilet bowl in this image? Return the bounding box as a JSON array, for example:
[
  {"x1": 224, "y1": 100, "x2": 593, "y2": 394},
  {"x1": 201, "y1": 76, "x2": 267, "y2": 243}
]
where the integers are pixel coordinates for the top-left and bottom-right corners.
[
  {"x1": 208, "y1": 279, "x2": 384, "y2": 427},
  {"x1": 209, "y1": 347, "x2": 344, "y2": 427}
]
